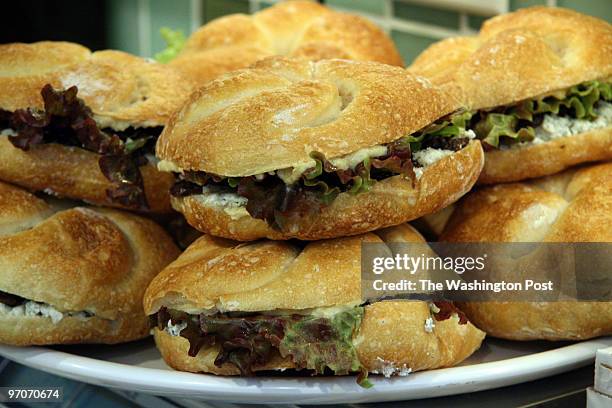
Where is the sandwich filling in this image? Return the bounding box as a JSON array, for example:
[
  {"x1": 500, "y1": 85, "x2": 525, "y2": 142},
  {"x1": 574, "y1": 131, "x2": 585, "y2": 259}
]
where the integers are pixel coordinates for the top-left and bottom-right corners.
[
  {"x1": 0, "y1": 84, "x2": 161, "y2": 210},
  {"x1": 169, "y1": 111, "x2": 475, "y2": 230},
  {"x1": 0, "y1": 290, "x2": 93, "y2": 324},
  {"x1": 150, "y1": 302, "x2": 467, "y2": 386},
  {"x1": 470, "y1": 80, "x2": 611, "y2": 149}
]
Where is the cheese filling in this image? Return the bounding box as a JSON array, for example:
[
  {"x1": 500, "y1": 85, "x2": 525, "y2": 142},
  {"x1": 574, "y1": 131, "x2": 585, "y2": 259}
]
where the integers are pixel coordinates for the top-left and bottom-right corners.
[
  {"x1": 0, "y1": 300, "x2": 93, "y2": 324},
  {"x1": 192, "y1": 141, "x2": 463, "y2": 211},
  {"x1": 524, "y1": 101, "x2": 611, "y2": 146}
]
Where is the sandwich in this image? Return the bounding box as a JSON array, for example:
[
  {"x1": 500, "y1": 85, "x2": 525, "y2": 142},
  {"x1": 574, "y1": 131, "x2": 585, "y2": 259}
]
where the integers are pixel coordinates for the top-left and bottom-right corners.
[
  {"x1": 0, "y1": 181, "x2": 180, "y2": 345},
  {"x1": 156, "y1": 57, "x2": 485, "y2": 240},
  {"x1": 440, "y1": 162, "x2": 612, "y2": 340},
  {"x1": 0, "y1": 41, "x2": 193, "y2": 212},
  {"x1": 144, "y1": 224, "x2": 485, "y2": 384},
  {"x1": 162, "y1": 0, "x2": 403, "y2": 84},
  {"x1": 409, "y1": 7, "x2": 611, "y2": 184}
]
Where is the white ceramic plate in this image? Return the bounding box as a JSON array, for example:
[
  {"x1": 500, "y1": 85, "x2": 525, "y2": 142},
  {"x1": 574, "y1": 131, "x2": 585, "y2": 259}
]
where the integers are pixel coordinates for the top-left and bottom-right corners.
[{"x1": 1, "y1": 337, "x2": 610, "y2": 405}]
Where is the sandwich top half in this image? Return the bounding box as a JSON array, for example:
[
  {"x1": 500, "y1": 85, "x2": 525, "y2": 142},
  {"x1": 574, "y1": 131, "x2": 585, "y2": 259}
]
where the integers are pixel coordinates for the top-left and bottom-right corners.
[
  {"x1": 0, "y1": 41, "x2": 194, "y2": 212},
  {"x1": 409, "y1": 7, "x2": 612, "y2": 184},
  {"x1": 144, "y1": 223, "x2": 484, "y2": 384},
  {"x1": 157, "y1": 57, "x2": 485, "y2": 240},
  {"x1": 166, "y1": 0, "x2": 404, "y2": 85}
]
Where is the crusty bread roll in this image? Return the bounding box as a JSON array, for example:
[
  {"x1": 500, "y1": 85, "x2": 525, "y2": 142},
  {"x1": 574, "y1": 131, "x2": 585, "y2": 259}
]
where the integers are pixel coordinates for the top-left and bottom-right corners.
[
  {"x1": 157, "y1": 57, "x2": 484, "y2": 240},
  {"x1": 440, "y1": 161, "x2": 612, "y2": 340},
  {"x1": 144, "y1": 224, "x2": 485, "y2": 378},
  {"x1": 0, "y1": 181, "x2": 180, "y2": 345},
  {"x1": 409, "y1": 7, "x2": 612, "y2": 184},
  {"x1": 0, "y1": 41, "x2": 194, "y2": 212},
  {"x1": 169, "y1": 0, "x2": 403, "y2": 85}
]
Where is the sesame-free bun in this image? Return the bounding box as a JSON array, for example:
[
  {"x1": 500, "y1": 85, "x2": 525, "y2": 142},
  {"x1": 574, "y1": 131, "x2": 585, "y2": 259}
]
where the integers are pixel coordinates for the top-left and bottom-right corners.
[
  {"x1": 157, "y1": 57, "x2": 459, "y2": 176},
  {"x1": 156, "y1": 57, "x2": 484, "y2": 239},
  {"x1": 0, "y1": 182, "x2": 180, "y2": 346},
  {"x1": 0, "y1": 41, "x2": 193, "y2": 212},
  {"x1": 169, "y1": 0, "x2": 403, "y2": 85},
  {"x1": 0, "y1": 42, "x2": 193, "y2": 128},
  {"x1": 441, "y1": 162, "x2": 612, "y2": 340},
  {"x1": 144, "y1": 224, "x2": 485, "y2": 376},
  {"x1": 409, "y1": 7, "x2": 612, "y2": 184},
  {"x1": 409, "y1": 7, "x2": 612, "y2": 110}
]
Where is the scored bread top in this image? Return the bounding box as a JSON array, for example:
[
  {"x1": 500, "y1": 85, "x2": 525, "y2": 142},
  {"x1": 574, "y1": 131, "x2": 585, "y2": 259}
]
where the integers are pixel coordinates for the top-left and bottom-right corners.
[
  {"x1": 441, "y1": 161, "x2": 612, "y2": 243},
  {"x1": 0, "y1": 41, "x2": 194, "y2": 129},
  {"x1": 156, "y1": 57, "x2": 459, "y2": 176},
  {"x1": 409, "y1": 7, "x2": 612, "y2": 110},
  {"x1": 143, "y1": 223, "x2": 426, "y2": 315},
  {"x1": 0, "y1": 181, "x2": 180, "y2": 320},
  {"x1": 169, "y1": 0, "x2": 403, "y2": 84}
]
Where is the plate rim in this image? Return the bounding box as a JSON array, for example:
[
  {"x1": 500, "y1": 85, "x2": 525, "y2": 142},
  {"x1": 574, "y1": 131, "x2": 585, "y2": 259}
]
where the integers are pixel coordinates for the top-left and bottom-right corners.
[{"x1": 1, "y1": 337, "x2": 610, "y2": 404}]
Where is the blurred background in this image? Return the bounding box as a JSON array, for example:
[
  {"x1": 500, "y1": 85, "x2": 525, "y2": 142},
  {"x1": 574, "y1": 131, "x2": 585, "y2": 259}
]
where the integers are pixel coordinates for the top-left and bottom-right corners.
[{"x1": 2, "y1": 0, "x2": 611, "y2": 65}]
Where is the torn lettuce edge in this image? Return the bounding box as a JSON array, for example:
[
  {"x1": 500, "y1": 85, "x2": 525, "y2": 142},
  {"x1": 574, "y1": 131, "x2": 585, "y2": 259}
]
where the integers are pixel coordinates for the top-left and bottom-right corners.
[
  {"x1": 153, "y1": 28, "x2": 186, "y2": 63},
  {"x1": 151, "y1": 301, "x2": 466, "y2": 387},
  {"x1": 473, "y1": 79, "x2": 612, "y2": 149},
  {"x1": 0, "y1": 85, "x2": 162, "y2": 210}
]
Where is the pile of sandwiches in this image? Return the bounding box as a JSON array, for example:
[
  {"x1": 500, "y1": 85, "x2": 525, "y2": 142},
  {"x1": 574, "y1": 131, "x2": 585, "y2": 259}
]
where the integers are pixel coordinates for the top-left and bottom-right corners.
[{"x1": 0, "y1": 1, "x2": 610, "y2": 386}]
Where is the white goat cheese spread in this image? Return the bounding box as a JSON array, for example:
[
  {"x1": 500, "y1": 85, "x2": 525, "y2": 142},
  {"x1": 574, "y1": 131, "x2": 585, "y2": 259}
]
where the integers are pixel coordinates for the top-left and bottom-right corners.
[
  {"x1": 424, "y1": 317, "x2": 435, "y2": 333},
  {"x1": 413, "y1": 148, "x2": 453, "y2": 167},
  {"x1": 371, "y1": 357, "x2": 412, "y2": 378},
  {"x1": 196, "y1": 187, "x2": 249, "y2": 219},
  {"x1": 0, "y1": 300, "x2": 91, "y2": 324},
  {"x1": 530, "y1": 101, "x2": 611, "y2": 144},
  {"x1": 166, "y1": 320, "x2": 188, "y2": 336}
]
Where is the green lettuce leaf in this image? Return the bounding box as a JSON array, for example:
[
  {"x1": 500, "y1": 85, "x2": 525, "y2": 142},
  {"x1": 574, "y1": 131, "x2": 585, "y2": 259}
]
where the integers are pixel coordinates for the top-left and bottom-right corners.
[
  {"x1": 154, "y1": 306, "x2": 372, "y2": 387},
  {"x1": 399, "y1": 110, "x2": 473, "y2": 151},
  {"x1": 279, "y1": 308, "x2": 368, "y2": 384},
  {"x1": 154, "y1": 27, "x2": 186, "y2": 63},
  {"x1": 474, "y1": 80, "x2": 611, "y2": 148}
]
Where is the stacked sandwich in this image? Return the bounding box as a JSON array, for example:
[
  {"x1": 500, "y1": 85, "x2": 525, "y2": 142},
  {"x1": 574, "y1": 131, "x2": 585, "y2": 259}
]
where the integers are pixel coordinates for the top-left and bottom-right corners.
[
  {"x1": 2, "y1": 0, "x2": 610, "y2": 388},
  {"x1": 144, "y1": 56, "x2": 487, "y2": 382},
  {"x1": 0, "y1": 42, "x2": 189, "y2": 345},
  {"x1": 0, "y1": 0, "x2": 486, "y2": 385},
  {"x1": 409, "y1": 7, "x2": 612, "y2": 341}
]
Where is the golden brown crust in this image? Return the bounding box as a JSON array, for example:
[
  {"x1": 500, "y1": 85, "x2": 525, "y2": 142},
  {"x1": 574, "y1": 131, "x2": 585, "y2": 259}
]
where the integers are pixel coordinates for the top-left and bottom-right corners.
[
  {"x1": 0, "y1": 43, "x2": 194, "y2": 128},
  {"x1": 442, "y1": 162, "x2": 612, "y2": 340},
  {"x1": 356, "y1": 301, "x2": 485, "y2": 372},
  {"x1": 169, "y1": 140, "x2": 484, "y2": 241},
  {"x1": 143, "y1": 233, "x2": 367, "y2": 314},
  {"x1": 0, "y1": 314, "x2": 150, "y2": 346},
  {"x1": 157, "y1": 57, "x2": 458, "y2": 176},
  {"x1": 145, "y1": 223, "x2": 484, "y2": 375},
  {"x1": 478, "y1": 126, "x2": 612, "y2": 185},
  {"x1": 408, "y1": 7, "x2": 612, "y2": 110},
  {"x1": 0, "y1": 182, "x2": 180, "y2": 345},
  {"x1": 0, "y1": 138, "x2": 174, "y2": 212},
  {"x1": 169, "y1": 1, "x2": 403, "y2": 85},
  {"x1": 455, "y1": 302, "x2": 612, "y2": 341}
]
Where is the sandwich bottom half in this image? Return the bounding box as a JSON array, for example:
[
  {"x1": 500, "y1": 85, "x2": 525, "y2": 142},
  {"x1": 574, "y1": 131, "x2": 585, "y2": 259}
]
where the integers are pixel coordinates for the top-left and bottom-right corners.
[{"x1": 151, "y1": 301, "x2": 485, "y2": 378}]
